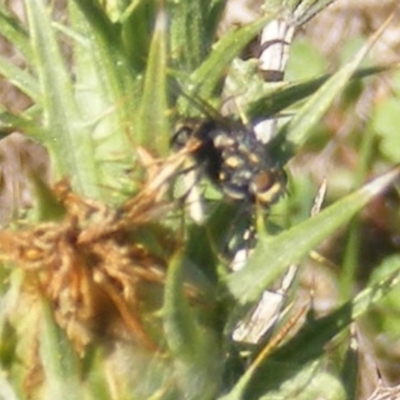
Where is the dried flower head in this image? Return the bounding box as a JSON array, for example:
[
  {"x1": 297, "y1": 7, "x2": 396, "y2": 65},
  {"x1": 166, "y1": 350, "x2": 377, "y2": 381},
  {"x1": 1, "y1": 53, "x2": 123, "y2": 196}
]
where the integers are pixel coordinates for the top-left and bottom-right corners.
[{"x1": 0, "y1": 145, "x2": 196, "y2": 354}]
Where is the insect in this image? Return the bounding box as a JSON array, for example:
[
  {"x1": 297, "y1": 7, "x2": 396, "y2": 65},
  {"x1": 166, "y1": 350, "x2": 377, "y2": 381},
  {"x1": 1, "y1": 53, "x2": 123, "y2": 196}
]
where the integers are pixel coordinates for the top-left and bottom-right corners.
[{"x1": 173, "y1": 116, "x2": 287, "y2": 208}]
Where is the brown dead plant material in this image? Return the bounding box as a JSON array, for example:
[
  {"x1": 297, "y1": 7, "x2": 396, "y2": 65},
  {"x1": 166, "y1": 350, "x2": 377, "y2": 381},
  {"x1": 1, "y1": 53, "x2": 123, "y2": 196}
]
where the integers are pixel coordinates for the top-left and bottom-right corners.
[{"x1": 0, "y1": 143, "x2": 199, "y2": 354}]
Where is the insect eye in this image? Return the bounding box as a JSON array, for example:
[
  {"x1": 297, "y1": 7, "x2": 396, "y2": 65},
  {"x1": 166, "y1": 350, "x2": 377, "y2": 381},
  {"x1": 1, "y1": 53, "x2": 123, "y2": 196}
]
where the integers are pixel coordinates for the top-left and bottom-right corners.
[
  {"x1": 251, "y1": 169, "x2": 287, "y2": 206},
  {"x1": 253, "y1": 171, "x2": 274, "y2": 192}
]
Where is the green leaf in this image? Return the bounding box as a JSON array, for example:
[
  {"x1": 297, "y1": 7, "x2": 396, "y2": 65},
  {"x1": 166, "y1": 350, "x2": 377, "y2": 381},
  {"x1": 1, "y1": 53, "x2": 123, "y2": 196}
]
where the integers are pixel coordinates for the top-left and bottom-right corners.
[
  {"x1": 260, "y1": 364, "x2": 346, "y2": 400},
  {"x1": 246, "y1": 66, "x2": 389, "y2": 122},
  {"x1": 279, "y1": 25, "x2": 388, "y2": 155},
  {"x1": 68, "y1": 2, "x2": 135, "y2": 198},
  {"x1": 0, "y1": 6, "x2": 33, "y2": 62},
  {"x1": 269, "y1": 267, "x2": 400, "y2": 371},
  {"x1": 340, "y1": 337, "x2": 358, "y2": 400},
  {"x1": 30, "y1": 174, "x2": 66, "y2": 222},
  {"x1": 163, "y1": 252, "x2": 221, "y2": 400},
  {"x1": 184, "y1": 14, "x2": 272, "y2": 104},
  {"x1": 136, "y1": 7, "x2": 169, "y2": 156},
  {"x1": 164, "y1": 252, "x2": 201, "y2": 359},
  {"x1": 120, "y1": 1, "x2": 155, "y2": 72},
  {"x1": 226, "y1": 165, "x2": 400, "y2": 308},
  {"x1": 40, "y1": 301, "x2": 83, "y2": 400},
  {"x1": 206, "y1": 0, "x2": 228, "y2": 42},
  {"x1": 72, "y1": 0, "x2": 139, "y2": 137},
  {"x1": 0, "y1": 107, "x2": 44, "y2": 138},
  {"x1": 0, "y1": 56, "x2": 39, "y2": 100},
  {"x1": 372, "y1": 75, "x2": 400, "y2": 163},
  {"x1": 25, "y1": 0, "x2": 101, "y2": 198},
  {"x1": 84, "y1": 349, "x2": 113, "y2": 400},
  {"x1": 222, "y1": 266, "x2": 400, "y2": 400},
  {"x1": 169, "y1": 0, "x2": 226, "y2": 72}
]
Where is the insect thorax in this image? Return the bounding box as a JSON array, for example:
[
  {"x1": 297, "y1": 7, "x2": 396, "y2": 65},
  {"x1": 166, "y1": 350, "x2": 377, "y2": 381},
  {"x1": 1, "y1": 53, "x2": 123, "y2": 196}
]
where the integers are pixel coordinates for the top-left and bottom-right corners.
[{"x1": 173, "y1": 119, "x2": 286, "y2": 208}]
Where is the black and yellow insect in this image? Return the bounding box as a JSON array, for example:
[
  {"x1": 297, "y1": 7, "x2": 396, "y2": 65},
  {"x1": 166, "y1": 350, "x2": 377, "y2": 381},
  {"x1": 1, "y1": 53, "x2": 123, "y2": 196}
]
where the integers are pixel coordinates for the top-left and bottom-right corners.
[{"x1": 173, "y1": 116, "x2": 287, "y2": 208}]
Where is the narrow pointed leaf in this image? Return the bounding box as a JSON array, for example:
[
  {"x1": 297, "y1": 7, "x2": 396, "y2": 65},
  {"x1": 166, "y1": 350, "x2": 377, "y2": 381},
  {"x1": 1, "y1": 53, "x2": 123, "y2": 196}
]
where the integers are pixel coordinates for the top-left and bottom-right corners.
[
  {"x1": 72, "y1": 0, "x2": 138, "y2": 140},
  {"x1": 227, "y1": 165, "x2": 400, "y2": 307},
  {"x1": 164, "y1": 252, "x2": 220, "y2": 400},
  {"x1": 0, "y1": 7, "x2": 33, "y2": 61},
  {"x1": 246, "y1": 65, "x2": 390, "y2": 121},
  {"x1": 0, "y1": 107, "x2": 45, "y2": 138},
  {"x1": 68, "y1": 3, "x2": 134, "y2": 197},
  {"x1": 164, "y1": 252, "x2": 201, "y2": 359},
  {"x1": 169, "y1": 0, "x2": 226, "y2": 72},
  {"x1": 137, "y1": 8, "x2": 169, "y2": 155},
  {"x1": 259, "y1": 364, "x2": 346, "y2": 400},
  {"x1": 169, "y1": 1, "x2": 209, "y2": 71},
  {"x1": 281, "y1": 23, "x2": 390, "y2": 151},
  {"x1": 206, "y1": 0, "x2": 228, "y2": 42},
  {"x1": 341, "y1": 339, "x2": 359, "y2": 400},
  {"x1": 0, "y1": 56, "x2": 39, "y2": 100},
  {"x1": 40, "y1": 301, "x2": 82, "y2": 400},
  {"x1": 186, "y1": 15, "x2": 272, "y2": 102},
  {"x1": 25, "y1": 0, "x2": 101, "y2": 198},
  {"x1": 30, "y1": 174, "x2": 66, "y2": 221},
  {"x1": 222, "y1": 267, "x2": 400, "y2": 400}
]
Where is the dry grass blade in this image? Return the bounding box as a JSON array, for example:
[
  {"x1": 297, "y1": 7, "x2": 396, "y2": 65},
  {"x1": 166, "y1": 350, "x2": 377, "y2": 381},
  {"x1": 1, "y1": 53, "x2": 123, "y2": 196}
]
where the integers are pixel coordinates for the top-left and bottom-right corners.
[{"x1": 367, "y1": 384, "x2": 400, "y2": 400}]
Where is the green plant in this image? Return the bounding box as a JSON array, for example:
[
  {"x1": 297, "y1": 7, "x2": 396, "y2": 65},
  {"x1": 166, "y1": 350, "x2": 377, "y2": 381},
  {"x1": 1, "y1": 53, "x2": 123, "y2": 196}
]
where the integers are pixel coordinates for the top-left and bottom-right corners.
[{"x1": 0, "y1": 1, "x2": 399, "y2": 399}]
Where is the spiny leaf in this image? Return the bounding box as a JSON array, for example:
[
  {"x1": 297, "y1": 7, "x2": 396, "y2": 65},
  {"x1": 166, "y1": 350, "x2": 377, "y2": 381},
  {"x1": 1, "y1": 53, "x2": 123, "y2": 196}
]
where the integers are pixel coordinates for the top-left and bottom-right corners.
[
  {"x1": 221, "y1": 266, "x2": 400, "y2": 400},
  {"x1": 72, "y1": 0, "x2": 139, "y2": 140},
  {"x1": 163, "y1": 252, "x2": 221, "y2": 400},
  {"x1": 164, "y1": 252, "x2": 202, "y2": 359},
  {"x1": 184, "y1": 14, "x2": 273, "y2": 103},
  {"x1": 68, "y1": 2, "x2": 134, "y2": 198},
  {"x1": 25, "y1": 0, "x2": 101, "y2": 198},
  {"x1": 169, "y1": 0, "x2": 226, "y2": 72},
  {"x1": 246, "y1": 65, "x2": 390, "y2": 122},
  {"x1": 0, "y1": 56, "x2": 39, "y2": 100},
  {"x1": 0, "y1": 107, "x2": 44, "y2": 138},
  {"x1": 136, "y1": 7, "x2": 169, "y2": 156},
  {"x1": 226, "y1": 165, "x2": 400, "y2": 308},
  {"x1": 30, "y1": 174, "x2": 66, "y2": 222},
  {"x1": 40, "y1": 301, "x2": 82, "y2": 400},
  {"x1": 0, "y1": 6, "x2": 32, "y2": 61},
  {"x1": 280, "y1": 19, "x2": 391, "y2": 154}
]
